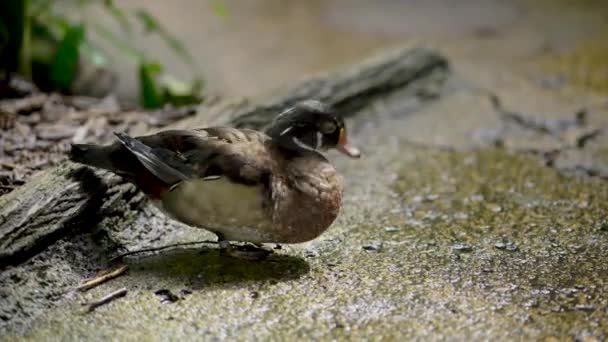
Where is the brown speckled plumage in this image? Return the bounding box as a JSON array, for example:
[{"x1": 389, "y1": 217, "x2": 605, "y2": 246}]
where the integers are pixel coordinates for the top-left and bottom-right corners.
[
  {"x1": 268, "y1": 150, "x2": 343, "y2": 243},
  {"x1": 70, "y1": 100, "x2": 359, "y2": 250}
]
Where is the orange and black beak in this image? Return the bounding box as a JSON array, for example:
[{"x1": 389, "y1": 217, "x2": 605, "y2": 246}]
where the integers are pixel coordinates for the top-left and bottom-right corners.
[{"x1": 336, "y1": 128, "x2": 361, "y2": 158}]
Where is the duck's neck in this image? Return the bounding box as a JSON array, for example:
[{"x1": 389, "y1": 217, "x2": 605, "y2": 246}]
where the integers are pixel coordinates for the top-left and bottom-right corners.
[
  {"x1": 268, "y1": 140, "x2": 307, "y2": 160},
  {"x1": 265, "y1": 138, "x2": 323, "y2": 163},
  {"x1": 265, "y1": 119, "x2": 291, "y2": 139},
  {"x1": 266, "y1": 124, "x2": 311, "y2": 157}
]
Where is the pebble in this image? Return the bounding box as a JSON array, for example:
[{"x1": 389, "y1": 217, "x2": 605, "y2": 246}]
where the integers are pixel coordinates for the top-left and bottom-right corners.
[
  {"x1": 486, "y1": 204, "x2": 503, "y2": 213},
  {"x1": 452, "y1": 242, "x2": 473, "y2": 252},
  {"x1": 179, "y1": 289, "x2": 192, "y2": 296},
  {"x1": 154, "y1": 289, "x2": 180, "y2": 304},
  {"x1": 573, "y1": 304, "x2": 595, "y2": 312},
  {"x1": 495, "y1": 239, "x2": 518, "y2": 251},
  {"x1": 453, "y1": 212, "x2": 469, "y2": 220},
  {"x1": 305, "y1": 249, "x2": 320, "y2": 258},
  {"x1": 362, "y1": 241, "x2": 383, "y2": 252},
  {"x1": 470, "y1": 194, "x2": 485, "y2": 202}
]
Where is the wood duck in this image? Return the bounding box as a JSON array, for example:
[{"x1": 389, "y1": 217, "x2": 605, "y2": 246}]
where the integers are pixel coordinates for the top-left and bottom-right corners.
[{"x1": 70, "y1": 100, "x2": 360, "y2": 260}]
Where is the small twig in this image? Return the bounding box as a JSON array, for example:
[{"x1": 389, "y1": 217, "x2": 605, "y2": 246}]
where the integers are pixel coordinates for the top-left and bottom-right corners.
[
  {"x1": 488, "y1": 91, "x2": 588, "y2": 136},
  {"x1": 0, "y1": 161, "x2": 18, "y2": 170},
  {"x1": 78, "y1": 265, "x2": 129, "y2": 292},
  {"x1": 0, "y1": 94, "x2": 48, "y2": 114},
  {"x1": 109, "y1": 240, "x2": 218, "y2": 262},
  {"x1": 576, "y1": 128, "x2": 604, "y2": 149},
  {"x1": 84, "y1": 288, "x2": 128, "y2": 313}
]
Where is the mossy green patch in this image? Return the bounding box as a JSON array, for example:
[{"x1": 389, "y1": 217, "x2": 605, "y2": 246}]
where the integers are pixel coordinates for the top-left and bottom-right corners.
[{"x1": 540, "y1": 32, "x2": 608, "y2": 94}]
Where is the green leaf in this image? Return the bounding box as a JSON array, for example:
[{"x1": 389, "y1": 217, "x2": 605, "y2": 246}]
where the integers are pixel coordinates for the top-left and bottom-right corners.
[
  {"x1": 49, "y1": 23, "x2": 85, "y2": 91},
  {"x1": 31, "y1": 17, "x2": 60, "y2": 41},
  {"x1": 29, "y1": 36, "x2": 57, "y2": 66},
  {"x1": 210, "y1": 0, "x2": 228, "y2": 17},
  {"x1": 102, "y1": 0, "x2": 132, "y2": 34},
  {"x1": 159, "y1": 74, "x2": 203, "y2": 106},
  {"x1": 134, "y1": 9, "x2": 195, "y2": 66},
  {"x1": 92, "y1": 23, "x2": 144, "y2": 63},
  {"x1": 80, "y1": 40, "x2": 107, "y2": 66},
  {"x1": 160, "y1": 74, "x2": 191, "y2": 95},
  {"x1": 28, "y1": 0, "x2": 53, "y2": 18},
  {"x1": 139, "y1": 60, "x2": 163, "y2": 109},
  {"x1": 134, "y1": 9, "x2": 159, "y2": 32},
  {"x1": 42, "y1": 12, "x2": 71, "y2": 31},
  {"x1": 37, "y1": 13, "x2": 74, "y2": 44}
]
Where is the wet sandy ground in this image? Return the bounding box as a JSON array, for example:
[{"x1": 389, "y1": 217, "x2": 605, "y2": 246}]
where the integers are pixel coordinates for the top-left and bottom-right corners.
[
  {"x1": 7, "y1": 78, "x2": 608, "y2": 340},
  {"x1": 2, "y1": 0, "x2": 608, "y2": 340}
]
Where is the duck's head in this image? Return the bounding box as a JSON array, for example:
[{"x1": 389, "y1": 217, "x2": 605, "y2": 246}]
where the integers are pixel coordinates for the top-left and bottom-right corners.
[{"x1": 266, "y1": 100, "x2": 361, "y2": 158}]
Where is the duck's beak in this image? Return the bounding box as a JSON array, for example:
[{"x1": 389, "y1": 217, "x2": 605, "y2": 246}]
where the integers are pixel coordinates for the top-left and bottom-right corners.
[{"x1": 337, "y1": 128, "x2": 361, "y2": 158}]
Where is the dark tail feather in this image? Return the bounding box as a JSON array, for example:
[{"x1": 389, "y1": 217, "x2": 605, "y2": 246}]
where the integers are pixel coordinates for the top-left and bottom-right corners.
[
  {"x1": 113, "y1": 132, "x2": 187, "y2": 184},
  {"x1": 69, "y1": 143, "x2": 116, "y2": 171}
]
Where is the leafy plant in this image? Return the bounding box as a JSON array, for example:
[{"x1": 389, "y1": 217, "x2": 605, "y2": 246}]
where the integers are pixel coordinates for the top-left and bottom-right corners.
[
  {"x1": 0, "y1": 0, "x2": 213, "y2": 108},
  {"x1": 49, "y1": 23, "x2": 84, "y2": 92}
]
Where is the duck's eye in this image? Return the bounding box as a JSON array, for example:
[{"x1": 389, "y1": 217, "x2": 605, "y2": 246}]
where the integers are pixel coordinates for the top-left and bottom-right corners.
[{"x1": 319, "y1": 120, "x2": 337, "y2": 134}]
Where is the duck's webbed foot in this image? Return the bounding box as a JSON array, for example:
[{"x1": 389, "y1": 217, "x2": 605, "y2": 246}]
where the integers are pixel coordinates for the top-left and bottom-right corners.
[{"x1": 218, "y1": 239, "x2": 272, "y2": 261}]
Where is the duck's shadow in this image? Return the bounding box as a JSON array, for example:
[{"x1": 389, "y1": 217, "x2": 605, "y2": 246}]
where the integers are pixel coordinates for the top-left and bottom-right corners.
[{"x1": 122, "y1": 246, "x2": 310, "y2": 289}]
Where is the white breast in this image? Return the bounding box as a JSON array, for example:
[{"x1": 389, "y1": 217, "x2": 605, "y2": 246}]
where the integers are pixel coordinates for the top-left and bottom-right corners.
[{"x1": 157, "y1": 177, "x2": 274, "y2": 242}]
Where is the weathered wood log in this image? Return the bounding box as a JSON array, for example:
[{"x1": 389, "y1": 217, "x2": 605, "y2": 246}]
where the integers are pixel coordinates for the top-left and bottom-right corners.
[{"x1": 0, "y1": 46, "x2": 449, "y2": 267}]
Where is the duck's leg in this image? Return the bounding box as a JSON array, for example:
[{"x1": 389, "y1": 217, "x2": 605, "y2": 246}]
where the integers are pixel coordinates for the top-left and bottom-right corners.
[{"x1": 217, "y1": 234, "x2": 272, "y2": 261}]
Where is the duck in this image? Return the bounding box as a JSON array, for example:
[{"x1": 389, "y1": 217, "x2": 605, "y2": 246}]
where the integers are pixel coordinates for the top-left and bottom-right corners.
[{"x1": 69, "y1": 100, "x2": 360, "y2": 260}]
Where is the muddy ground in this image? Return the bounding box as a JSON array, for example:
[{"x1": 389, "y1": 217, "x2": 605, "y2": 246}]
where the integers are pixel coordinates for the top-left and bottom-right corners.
[{"x1": 1, "y1": 0, "x2": 608, "y2": 340}]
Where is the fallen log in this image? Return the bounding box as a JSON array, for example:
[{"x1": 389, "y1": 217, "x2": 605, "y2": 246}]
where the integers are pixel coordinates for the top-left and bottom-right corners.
[{"x1": 0, "y1": 45, "x2": 449, "y2": 267}]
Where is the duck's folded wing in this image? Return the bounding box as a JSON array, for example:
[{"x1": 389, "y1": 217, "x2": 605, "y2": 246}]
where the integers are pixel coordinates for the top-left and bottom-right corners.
[
  {"x1": 121, "y1": 127, "x2": 272, "y2": 187},
  {"x1": 114, "y1": 132, "x2": 191, "y2": 185}
]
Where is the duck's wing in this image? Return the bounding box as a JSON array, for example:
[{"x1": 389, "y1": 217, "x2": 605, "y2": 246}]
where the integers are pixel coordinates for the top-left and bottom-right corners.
[
  {"x1": 71, "y1": 127, "x2": 273, "y2": 197},
  {"x1": 129, "y1": 127, "x2": 273, "y2": 183}
]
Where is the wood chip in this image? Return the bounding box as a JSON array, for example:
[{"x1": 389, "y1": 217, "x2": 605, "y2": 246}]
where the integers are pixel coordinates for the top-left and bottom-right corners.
[
  {"x1": 84, "y1": 287, "x2": 128, "y2": 313},
  {"x1": 78, "y1": 265, "x2": 129, "y2": 292},
  {"x1": 0, "y1": 94, "x2": 48, "y2": 114}
]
